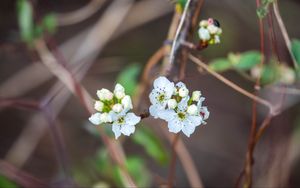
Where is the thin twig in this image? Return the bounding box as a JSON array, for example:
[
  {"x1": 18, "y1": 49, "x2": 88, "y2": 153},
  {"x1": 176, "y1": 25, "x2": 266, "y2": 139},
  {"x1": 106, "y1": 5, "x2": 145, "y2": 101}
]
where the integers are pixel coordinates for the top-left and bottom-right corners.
[
  {"x1": 0, "y1": 160, "x2": 48, "y2": 188},
  {"x1": 57, "y1": 0, "x2": 106, "y2": 26},
  {"x1": 272, "y1": 1, "x2": 298, "y2": 69},
  {"x1": 167, "y1": 134, "x2": 180, "y2": 188},
  {"x1": 167, "y1": 0, "x2": 192, "y2": 72},
  {"x1": 189, "y1": 54, "x2": 275, "y2": 113}
]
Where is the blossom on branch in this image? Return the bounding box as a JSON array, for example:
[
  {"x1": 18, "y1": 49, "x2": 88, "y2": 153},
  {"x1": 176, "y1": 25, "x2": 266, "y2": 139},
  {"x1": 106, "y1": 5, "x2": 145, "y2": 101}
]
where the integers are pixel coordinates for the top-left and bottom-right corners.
[
  {"x1": 89, "y1": 83, "x2": 140, "y2": 139},
  {"x1": 149, "y1": 76, "x2": 210, "y2": 137}
]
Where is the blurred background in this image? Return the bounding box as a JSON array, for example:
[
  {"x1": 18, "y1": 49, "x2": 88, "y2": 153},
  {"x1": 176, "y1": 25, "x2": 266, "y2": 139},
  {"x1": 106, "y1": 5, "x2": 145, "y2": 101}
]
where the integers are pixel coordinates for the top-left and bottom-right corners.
[{"x1": 1, "y1": 0, "x2": 300, "y2": 187}]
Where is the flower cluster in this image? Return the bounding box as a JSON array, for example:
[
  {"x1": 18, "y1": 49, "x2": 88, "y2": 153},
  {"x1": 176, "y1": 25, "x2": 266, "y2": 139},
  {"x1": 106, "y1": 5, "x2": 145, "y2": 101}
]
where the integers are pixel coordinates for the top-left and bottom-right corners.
[
  {"x1": 198, "y1": 18, "x2": 222, "y2": 45},
  {"x1": 149, "y1": 77, "x2": 209, "y2": 137},
  {"x1": 89, "y1": 84, "x2": 141, "y2": 139}
]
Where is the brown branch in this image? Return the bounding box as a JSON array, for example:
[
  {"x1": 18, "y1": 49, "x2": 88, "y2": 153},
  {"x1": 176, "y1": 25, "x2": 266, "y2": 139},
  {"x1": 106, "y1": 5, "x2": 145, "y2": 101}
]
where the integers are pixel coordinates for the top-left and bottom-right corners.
[
  {"x1": 0, "y1": 160, "x2": 48, "y2": 188},
  {"x1": 34, "y1": 39, "x2": 137, "y2": 187},
  {"x1": 167, "y1": 134, "x2": 180, "y2": 188},
  {"x1": 189, "y1": 54, "x2": 274, "y2": 113}
]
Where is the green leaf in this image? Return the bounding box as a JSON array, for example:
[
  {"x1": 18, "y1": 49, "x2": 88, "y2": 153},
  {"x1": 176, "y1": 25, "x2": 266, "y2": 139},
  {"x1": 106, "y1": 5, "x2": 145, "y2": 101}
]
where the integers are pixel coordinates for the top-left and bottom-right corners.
[
  {"x1": 114, "y1": 157, "x2": 150, "y2": 187},
  {"x1": 260, "y1": 65, "x2": 278, "y2": 85},
  {"x1": 209, "y1": 58, "x2": 232, "y2": 72},
  {"x1": 116, "y1": 64, "x2": 141, "y2": 96},
  {"x1": 0, "y1": 176, "x2": 18, "y2": 188},
  {"x1": 17, "y1": 0, "x2": 34, "y2": 42},
  {"x1": 257, "y1": 6, "x2": 269, "y2": 19},
  {"x1": 132, "y1": 127, "x2": 169, "y2": 165},
  {"x1": 234, "y1": 51, "x2": 261, "y2": 70},
  {"x1": 291, "y1": 39, "x2": 300, "y2": 67},
  {"x1": 41, "y1": 14, "x2": 57, "y2": 34}
]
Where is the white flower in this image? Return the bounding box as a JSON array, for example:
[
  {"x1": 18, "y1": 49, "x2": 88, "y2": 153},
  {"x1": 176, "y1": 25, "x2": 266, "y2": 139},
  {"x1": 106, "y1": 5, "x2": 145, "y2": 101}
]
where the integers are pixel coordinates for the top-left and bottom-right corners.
[
  {"x1": 99, "y1": 112, "x2": 112, "y2": 123},
  {"x1": 187, "y1": 104, "x2": 198, "y2": 115},
  {"x1": 198, "y1": 28, "x2": 210, "y2": 41},
  {"x1": 217, "y1": 28, "x2": 222, "y2": 35},
  {"x1": 199, "y1": 20, "x2": 208, "y2": 27},
  {"x1": 149, "y1": 76, "x2": 175, "y2": 118},
  {"x1": 160, "y1": 97, "x2": 203, "y2": 137},
  {"x1": 112, "y1": 103, "x2": 123, "y2": 113},
  {"x1": 207, "y1": 25, "x2": 218, "y2": 35},
  {"x1": 179, "y1": 87, "x2": 189, "y2": 98},
  {"x1": 89, "y1": 113, "x2": 101, "y2": 125},
  {"x1": 114, "y1": 83, "x2": 125, "y2": 99},
  {"x1": 112, "y1": 112, "x2": 141, "y2": 139},
  {"x1": 121, "y1": 95, "x2": 133, "y2": 110},
  {"x1": 192, "y1": 91, "x2": 201, "y2": 102},
  {"x1": 94, "y1": 101, "x2": 104, "y2": 111},
  {"x1": 167, "y1": 99, "x2": 177, "y2": 109},
  {"x1": 97, "y1": 89, "x2": 113, "y2": 101}
]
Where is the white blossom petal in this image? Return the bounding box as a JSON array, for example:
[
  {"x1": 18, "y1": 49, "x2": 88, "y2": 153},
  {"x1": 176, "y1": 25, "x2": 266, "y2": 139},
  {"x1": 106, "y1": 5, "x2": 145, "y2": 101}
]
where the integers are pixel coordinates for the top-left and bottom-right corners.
[
  {"x1": 88, "y1": 113, "x2": 101, "y2": 125},
  {"x1": 182, "y1": 123, "x2": 196, "y2": 137},
  {"x1": 112, "y1": 123, "x2": 121, "y2": 139},
  {"x1": 124, "y1": 113, "x2": 141, "y2": 126},
  {"x1": 120, "y1": 124, "x2": 135, "y2": 136},
  {"x1": 159, "y1": 109, "x2": 176, "y2": 121},
  {"x1": 177, "y1": 96, "x2": 189, "y2": 112},
  {"x1": 168, "y1": 118, "x2": 183, "y2": 133}
]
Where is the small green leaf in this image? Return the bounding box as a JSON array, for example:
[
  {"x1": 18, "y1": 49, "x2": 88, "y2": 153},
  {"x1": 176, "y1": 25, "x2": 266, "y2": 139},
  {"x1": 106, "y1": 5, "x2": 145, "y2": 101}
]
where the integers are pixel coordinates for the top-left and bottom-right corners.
[
  {"x1": 234, "y1": 51, "x2": 261, "y2": 70},
  {"x1": 114, "y1": 157, "x2": 150, "y2": 187},
  {"x1": 0, "y1": 176, "x2": 18, "y2": 188},
  {"x1": 257, "y1": 6, "x2": 268, "y2": 19},
  {"x1": 209, "y1": 59, "x2": 232, "y2": 72},
  {"x1": 132, "y1": 127, "x2": 169, "y2": 165},
  {"x1": 17, "y1": 0, "x2": 34, "y2": 42},
  {"x1": 260, "y1": 65, "x2": 278, "y2": 85},
  {"x1": 291, "y1": 39, "x2": 300, "y2": 67},
  {"x1": 116, "y1": 64, "x2": 141, "y2": 96},
  {"x1": 42, "y1": 14, "x2": 57, "y2": 34}
]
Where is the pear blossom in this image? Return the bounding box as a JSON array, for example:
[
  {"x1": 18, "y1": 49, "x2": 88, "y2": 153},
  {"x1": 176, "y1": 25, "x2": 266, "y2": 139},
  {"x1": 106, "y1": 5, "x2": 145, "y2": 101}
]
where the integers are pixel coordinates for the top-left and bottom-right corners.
[
  {"x1": 149, "y1": 76, "x2": 175, "y2": 118},
  {"x1": 160, "y1": 97, "x2": 203, "y2": 137},
  {"x1": 198, "y1": 18, "x2": 222, "y2": 45},
  {"x1": 111, "y1": 111, "x2": 141, "y2": 139},
  {"x1": 149, "y1": 76, "x2": 210, "y2": 137},
  {"x1": 89, "y1": 83, "x2": 140, "y2": 139}
]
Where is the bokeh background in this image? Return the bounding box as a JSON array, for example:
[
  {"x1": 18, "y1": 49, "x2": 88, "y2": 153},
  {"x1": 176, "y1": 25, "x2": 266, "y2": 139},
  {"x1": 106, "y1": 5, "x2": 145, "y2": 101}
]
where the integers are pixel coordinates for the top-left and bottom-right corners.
[{"x1": 1, "y1": 0, "x2": 300, "y2": 187}]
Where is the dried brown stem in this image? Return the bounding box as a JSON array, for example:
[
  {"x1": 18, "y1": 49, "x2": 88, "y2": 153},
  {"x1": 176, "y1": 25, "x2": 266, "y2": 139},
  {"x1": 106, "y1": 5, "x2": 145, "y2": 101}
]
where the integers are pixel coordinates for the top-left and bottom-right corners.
[
  {"x1": 167, "y1": 134, "x2": 180, "y2": 188},
  {"x1": 189, "y1": 54, "x2": 274, "y2": 113}
]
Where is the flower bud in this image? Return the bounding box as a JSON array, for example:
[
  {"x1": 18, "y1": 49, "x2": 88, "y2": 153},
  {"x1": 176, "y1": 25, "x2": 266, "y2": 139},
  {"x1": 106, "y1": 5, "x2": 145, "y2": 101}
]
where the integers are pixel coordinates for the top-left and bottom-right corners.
[
  {"x1": 100, "y1": 113, "x2": 112, "y2": 123},
  {"x1": 89, "y1": 113, "x2": 101, "y2": 125},
  {"x1": 198, "y1": 28, "x2": 210, "y2": 41},
  {"x1": 192, "y1": 91, "x2": 201, "y2": 102},
  {"x1": 94, "y1": 101, "x2": 104, "y2": 111},
  {"x1": 121, "y1": 95, "x2": 133, "y2": 110},
  {"x1": 112, "y1": 103, "x2": 123, "y2": 113},
  {"x1": 187, "y1": 104, "x2": 198, "y2": 115},
  {"x1": 167, "y1": 99, "x2": 177, "y2": 109},
  {"x1": 97, "y1": 88, "x2": 113, "y2": 101},
  {"x1": 207, "y1": 25, "x2": 218, "y2": 35},
  {"x1": 114, "y1": 83, "x2": 125, "y2": 99},
  {"x1": 179, "y1": 87, "x2": 189, "y2": 98},
  {"x1": 199, "y1": 20, "x2": 208, "y2": 27}
]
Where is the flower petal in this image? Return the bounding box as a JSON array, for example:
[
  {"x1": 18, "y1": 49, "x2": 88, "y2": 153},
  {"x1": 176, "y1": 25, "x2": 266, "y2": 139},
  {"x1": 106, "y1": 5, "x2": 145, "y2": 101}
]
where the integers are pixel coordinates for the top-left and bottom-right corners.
[
  {"x1": 186, "y1": 115, "x2": 203, "y2": 127},
  {"x1": 112, "y1": 123, "x2": 121, "y2": 139},
  {"x1": 149, "y1": 105, "x2": 163, "y2": 119},
  {"x1": 177, "y1": 96, "x2": 189, "y2": 112},
  {"x1": 120, "y1": 124, "x2": 135, "y2": 136},
  {"x1": 88, "y1": 113, "x2": 101, "y2": 125},
  {"x1": 125, "y1": 113, "x2": 141, "y2": 126},
  {"x1": 168, "y1": 118, "x2": 183, "y2": 133},
  {"x1": 159, "y1": 109, "x2": 176, "y2": 121},
  {"x1": 182, "y1": 123, "x2": 196, "y2": 137}
]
